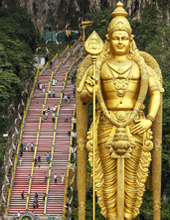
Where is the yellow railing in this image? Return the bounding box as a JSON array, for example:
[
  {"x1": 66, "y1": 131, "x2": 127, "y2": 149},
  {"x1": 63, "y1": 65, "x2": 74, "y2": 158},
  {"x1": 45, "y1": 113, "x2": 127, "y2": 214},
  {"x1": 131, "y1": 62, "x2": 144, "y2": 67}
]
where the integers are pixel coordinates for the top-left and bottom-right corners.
[
  {"x1": 71, "y1": 44, "x2": 82, "y2": 57},
  {"x1": 5, "y1": 42, "x2": 83, "y2": 215},
  {"x1": 52, "y1": 40, "x2": 80, "y2": 63},
  {"x1": 5, "y1": 66, "x2": 40, "y2": 216},
  {"x1": 43, "y1": 46, "x2": 84, "y2": 216},
  {"x1": 51, "y1": 53, "x2": 58, "y2": 63},
  {"x1": 25, "y1": 129, "x2": 39, "y2": 210},
  {"x1": 53, "y1": 53, "x2": 71, "y2": 75},
  {"x1": 76, "y1": 52, "x2": 85, "y2": 63},
  {"x1": 70, "y1": 38, "x2": 80, "y2": 49},
  {"x1": 53, "y1": 61, "x2": 63, "y2": 73},
  {"x1": 62, "y1": 105, "x2": 76, "y2": 219},
  {"x1": 53, "y1": 40, "x2": 83, "y2": 75},
  {"x1": 62, "y1": 53, "x2": 72, "y2": 65},
  {"x1": 62, "y1": 52, "x2": 84, "y2": 91},
  {"x1": 25, "y1": 71, "x2": 55, "y2": 210},
  {"x1": 43, "y1": 48, "x2": 83, "y2": 215},
  {"x1": 65, "y1": 52, "x2": 85, "y2": 79},
  {"x1": 60, "y1": 45, "x2": 69, "y2": 57},
  {"x1": 60, "y1": 50, "x2": 85, "y2": 219},
  {"x1": 43, "y1": 82, "x2": 64, "y2": 215}
]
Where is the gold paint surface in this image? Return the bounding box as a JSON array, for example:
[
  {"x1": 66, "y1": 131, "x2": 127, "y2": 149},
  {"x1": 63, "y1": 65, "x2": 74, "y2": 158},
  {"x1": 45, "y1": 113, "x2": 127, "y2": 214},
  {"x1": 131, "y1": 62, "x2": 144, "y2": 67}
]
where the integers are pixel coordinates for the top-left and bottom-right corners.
[{"x1": 76, "y1": 2, "x2": 163, "y2": 220}]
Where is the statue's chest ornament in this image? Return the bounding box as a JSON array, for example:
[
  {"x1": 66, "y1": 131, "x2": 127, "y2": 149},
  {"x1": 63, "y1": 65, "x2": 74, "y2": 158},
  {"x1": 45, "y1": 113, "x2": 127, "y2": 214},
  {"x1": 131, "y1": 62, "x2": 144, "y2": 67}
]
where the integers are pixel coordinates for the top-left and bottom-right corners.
[
  {"x1": 114, "y1": 79, "x2": 129, "y2": 97},
  {"x1": 106, "y1": 61, "x2": 133, "y2": 97}
]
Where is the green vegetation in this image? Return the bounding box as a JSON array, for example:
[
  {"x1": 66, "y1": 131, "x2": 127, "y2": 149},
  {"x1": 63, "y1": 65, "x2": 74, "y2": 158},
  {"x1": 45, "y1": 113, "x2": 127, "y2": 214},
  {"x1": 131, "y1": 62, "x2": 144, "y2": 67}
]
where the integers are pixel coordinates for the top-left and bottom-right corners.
[
  {"x1": 0, "y1": 7, "x2": 38, "y2": 134},
  {"x1": 157, "y1": 0, "x2": 170, "y2": 9},
  {"x1": 71, "y1": 3, "x2": 170, "y2": 220},
  {"x1": 0, "y1": 138, "x2": 6, "y2": 168},
  {"x1": 85, "y1": 8, "x2": 113, "y2": 40},
  {"x1": 0, "y1": 7, "x2": 38, "y2": 170}
]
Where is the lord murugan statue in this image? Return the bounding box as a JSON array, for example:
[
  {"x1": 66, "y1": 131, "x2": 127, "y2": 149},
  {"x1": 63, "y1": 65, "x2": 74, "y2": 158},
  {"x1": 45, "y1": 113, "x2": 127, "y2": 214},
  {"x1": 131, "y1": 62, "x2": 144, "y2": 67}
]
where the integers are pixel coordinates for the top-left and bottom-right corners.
[{"x1": 76, "y1": 2, "x2": 163, "y2": 220}]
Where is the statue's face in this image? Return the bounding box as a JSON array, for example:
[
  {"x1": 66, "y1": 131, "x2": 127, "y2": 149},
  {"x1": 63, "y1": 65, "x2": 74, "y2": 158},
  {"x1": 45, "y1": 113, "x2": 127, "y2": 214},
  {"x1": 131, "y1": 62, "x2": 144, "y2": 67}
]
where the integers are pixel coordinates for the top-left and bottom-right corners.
[{"x1": 110, "y1": 31, "x2": 130, "y2": 55}]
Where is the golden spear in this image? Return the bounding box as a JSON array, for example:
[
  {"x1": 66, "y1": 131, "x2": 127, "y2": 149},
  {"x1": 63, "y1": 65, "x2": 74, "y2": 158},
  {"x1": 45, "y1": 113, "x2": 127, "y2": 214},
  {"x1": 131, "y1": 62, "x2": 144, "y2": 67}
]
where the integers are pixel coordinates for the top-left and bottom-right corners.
[{"x1": 84, "y1": 31, "x2": 103, "y2": 219}]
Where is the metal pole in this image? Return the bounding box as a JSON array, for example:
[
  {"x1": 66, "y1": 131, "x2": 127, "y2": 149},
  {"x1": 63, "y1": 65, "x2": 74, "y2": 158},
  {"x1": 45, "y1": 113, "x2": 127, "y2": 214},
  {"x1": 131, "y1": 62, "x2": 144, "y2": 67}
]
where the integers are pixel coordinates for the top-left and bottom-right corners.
[
  {"x1": 117, "y1": 158, "x2": 124, "y2": 220},
  {"x1": 92, "y1": 56, "x2": 96, "y2": 220},
  {"x1": 152, "y1": 97, "x2": 162, "y2": 220}
]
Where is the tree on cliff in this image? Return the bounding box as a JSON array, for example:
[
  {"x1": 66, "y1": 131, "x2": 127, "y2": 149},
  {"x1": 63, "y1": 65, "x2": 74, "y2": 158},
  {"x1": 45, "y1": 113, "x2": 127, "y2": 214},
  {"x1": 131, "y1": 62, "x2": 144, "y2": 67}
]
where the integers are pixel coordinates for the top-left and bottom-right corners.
[{"x1": 0, "y1": 7, "x2": 38, "y2": 134}]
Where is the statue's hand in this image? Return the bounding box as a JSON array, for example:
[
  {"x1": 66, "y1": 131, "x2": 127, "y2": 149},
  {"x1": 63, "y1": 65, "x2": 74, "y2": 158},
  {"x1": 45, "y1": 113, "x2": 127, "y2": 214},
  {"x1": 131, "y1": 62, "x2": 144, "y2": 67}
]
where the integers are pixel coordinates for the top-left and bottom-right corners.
[
  {"x1": 85, "y1": 76, "x2": 99, "y2": 95},
  {"x1": 130, "y1": 119, "x2": 152, "y2": 135}
]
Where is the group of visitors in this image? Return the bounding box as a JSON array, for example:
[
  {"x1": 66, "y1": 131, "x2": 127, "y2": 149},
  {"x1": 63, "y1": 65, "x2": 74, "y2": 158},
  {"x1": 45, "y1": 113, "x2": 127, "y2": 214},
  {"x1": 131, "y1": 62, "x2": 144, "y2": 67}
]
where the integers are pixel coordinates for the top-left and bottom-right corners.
[
  {"x1": 53, "y1": 172, "x2": 65, "y2": 184},
  {"x1": 63, "y1": 85, "x2": 76, "y2": 103},
  {"x1": 52, "y1": 104, "x2": 58, "y2": 123},
  {"x1": 48, "y1": 88, "x2": 56, "y2": 97},
  {"x1": 20, "y1": 191, "x2": 44, "y2": 210},
  {"x1": 17, "y1": 56, "x2": 76, "y2": 216},
  {"x1": 34, "y1": 154, "x2": 41, "y2": 167},
  {"x1": 20, "y1": 142, "x2": 35, "y2": 153},
  {"x1": 42, "y1": 107, "x2": 49, "y2": 121},
  {"x1": 37, "y1": 72, "x2": 58, "y2": 99},
  {"x1": 44, "y1": 171, "x2": 65, "y2": 184},
  {"x1": 40, "y1": 103, "x2": 58, "y2": 123},
  {"x1": 20, "y1": 172, "x2": 65, "y2": 213},
  {"x1": 37, "y1": 78, "x2": 43, "y2": 90},
  {"x1": 63, "y1": 93, "x2": 71, "y2": 104},
  {"x1": 18, "y1": 142, "x2": 35, "y2": 166}
]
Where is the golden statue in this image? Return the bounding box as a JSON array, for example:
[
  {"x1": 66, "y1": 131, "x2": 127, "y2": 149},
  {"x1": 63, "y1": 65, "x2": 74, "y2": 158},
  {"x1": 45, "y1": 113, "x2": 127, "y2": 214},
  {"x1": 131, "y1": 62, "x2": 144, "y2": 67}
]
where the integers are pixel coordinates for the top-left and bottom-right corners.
[{"x1": 76, "y1": 2, "x2": 163, "y2": 220}]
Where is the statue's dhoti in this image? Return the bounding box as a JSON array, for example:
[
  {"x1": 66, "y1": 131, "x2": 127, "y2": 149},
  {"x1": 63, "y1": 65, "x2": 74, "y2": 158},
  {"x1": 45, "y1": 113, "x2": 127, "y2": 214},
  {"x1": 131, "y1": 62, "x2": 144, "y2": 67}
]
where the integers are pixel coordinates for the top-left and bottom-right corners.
[{"x1": 87, "y1": 109, "x2": 153, "y2": 219}]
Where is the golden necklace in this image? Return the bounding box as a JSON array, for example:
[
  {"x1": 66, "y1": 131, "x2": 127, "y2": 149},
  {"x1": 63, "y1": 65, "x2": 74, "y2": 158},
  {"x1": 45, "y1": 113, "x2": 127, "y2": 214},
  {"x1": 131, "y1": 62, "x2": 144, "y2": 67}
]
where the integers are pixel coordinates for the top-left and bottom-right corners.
[
  {"x1": 106, "y1": 61, "x2": 133, "y2": 97},
  {"x1": 107, "y1": 60, "x2": 133, "y2": 75}
]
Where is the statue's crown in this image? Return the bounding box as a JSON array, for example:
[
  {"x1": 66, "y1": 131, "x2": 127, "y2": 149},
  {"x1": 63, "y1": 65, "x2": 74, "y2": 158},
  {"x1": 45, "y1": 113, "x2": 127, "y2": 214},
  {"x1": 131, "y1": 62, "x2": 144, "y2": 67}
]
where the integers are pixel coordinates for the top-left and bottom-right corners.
[
  {"x1": 112, "y1": 2, "x2": 128, "y2": 18},
  {"x1": 108, "y1": 2, "x2": 132, "y2": 36}
]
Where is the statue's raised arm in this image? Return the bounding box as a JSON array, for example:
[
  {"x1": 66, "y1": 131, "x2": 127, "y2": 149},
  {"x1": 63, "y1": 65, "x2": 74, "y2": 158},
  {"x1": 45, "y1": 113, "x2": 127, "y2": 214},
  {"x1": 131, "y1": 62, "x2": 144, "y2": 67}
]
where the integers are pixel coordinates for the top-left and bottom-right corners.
[{"x1": 76, "y1": 2, "x2": 164, "y2": 220}]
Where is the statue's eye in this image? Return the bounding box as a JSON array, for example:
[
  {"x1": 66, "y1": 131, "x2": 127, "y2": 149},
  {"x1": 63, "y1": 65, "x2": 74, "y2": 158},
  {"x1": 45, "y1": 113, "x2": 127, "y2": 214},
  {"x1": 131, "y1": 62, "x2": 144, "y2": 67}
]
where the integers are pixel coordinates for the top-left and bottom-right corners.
[
  {"x1": 122, "y1": 37, "x2": 129, "y2": 40},
  {"x1": 112, "y1": 37, "x2": 119, "y2": 40}
]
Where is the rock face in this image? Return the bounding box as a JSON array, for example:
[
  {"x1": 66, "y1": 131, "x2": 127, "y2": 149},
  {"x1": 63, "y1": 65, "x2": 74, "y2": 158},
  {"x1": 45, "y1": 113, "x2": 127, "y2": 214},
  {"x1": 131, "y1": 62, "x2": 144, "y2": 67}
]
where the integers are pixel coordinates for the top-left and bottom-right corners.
[{"x1": 1, "y1": 0, "x2": 169, "y2": 34}]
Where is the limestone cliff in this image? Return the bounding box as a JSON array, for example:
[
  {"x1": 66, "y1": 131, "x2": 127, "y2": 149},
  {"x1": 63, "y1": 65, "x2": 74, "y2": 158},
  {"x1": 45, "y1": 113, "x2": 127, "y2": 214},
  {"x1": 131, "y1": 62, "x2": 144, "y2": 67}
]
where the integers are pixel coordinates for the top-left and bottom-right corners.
[{"x1": 1, "y1": 0, "x2": 170, "y2": 32}]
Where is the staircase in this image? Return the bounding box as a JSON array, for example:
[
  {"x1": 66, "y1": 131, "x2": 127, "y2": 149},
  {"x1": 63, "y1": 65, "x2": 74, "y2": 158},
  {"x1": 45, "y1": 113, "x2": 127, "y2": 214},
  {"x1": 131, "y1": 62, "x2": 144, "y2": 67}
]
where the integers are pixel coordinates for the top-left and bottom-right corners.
[
  {"x1": 46, "y1": 59, "x2": 78, "y2": 218},
  {"x1": 6, "y1": 42, "x2": 83, "y2": 219}
]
